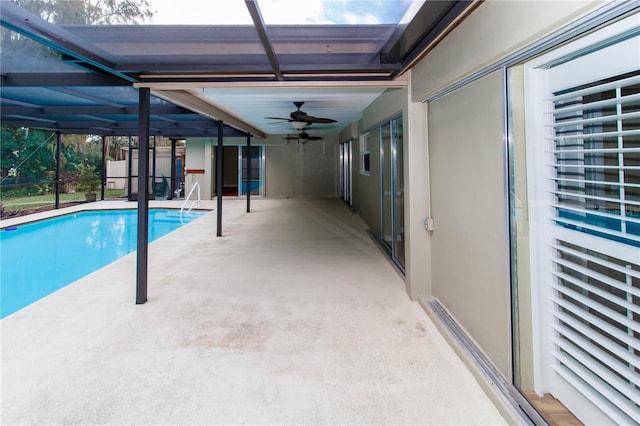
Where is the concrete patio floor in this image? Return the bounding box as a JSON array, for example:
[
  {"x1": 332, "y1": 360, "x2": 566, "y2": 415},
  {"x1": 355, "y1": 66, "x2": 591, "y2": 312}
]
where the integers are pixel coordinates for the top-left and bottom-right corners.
[{"x1": 1, "y1": 198, "x2": 507, "y2": 425}]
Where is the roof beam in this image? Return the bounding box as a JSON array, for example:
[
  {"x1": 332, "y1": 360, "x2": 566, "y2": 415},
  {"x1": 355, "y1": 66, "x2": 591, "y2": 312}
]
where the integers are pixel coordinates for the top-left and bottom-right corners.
[
  {"x1": 1, "y1": 73, "x2": 130, "y2": 87},
  {"x1": 153, "y1": 89, "x2": 267, "y2": 139},
  {"x1": 244, "y1": 0, "x2": 284, "y2": 81},
  {"x1": 0, "y1": 122, "x2": 246, "y2": 138},
  {"x1": 4, "y1": 114, "x2": 57, "y2": 124},
  {"x1": 0, "y1": 97, "x2": 43, "y2": 109},
  {"x1": 8, "y1": 119, "x2": 223, "y2": 130},
  {"x1": 0, "y1": 105, "x2": 205, "y2": 115},
  {"x1": 46, "y1": 87, "x2": 126, "y2": 108}
]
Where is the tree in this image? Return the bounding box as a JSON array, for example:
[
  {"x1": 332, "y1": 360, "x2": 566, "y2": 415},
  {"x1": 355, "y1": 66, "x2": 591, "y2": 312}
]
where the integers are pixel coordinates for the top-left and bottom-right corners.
[
  {"x1": 1, "y1": 1, "x2": 155, "y2": 192},
  {"x1": 0, "y1": 126, "x2": 56, "y2": 191},
  {"x1": 11, "y1": 0, "x2": 154, "y2": 25}
]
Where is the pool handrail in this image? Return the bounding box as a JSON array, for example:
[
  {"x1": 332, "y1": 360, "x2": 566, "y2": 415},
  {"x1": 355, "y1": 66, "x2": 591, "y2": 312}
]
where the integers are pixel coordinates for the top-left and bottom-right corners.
[{"x1": 180, "y1": 182, "x2": 201, "y2": 222}]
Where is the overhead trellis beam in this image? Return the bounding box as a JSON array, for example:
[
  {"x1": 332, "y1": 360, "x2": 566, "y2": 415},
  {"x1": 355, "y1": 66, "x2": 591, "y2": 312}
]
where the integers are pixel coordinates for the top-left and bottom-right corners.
[
  {"x1": 244, "y1": 0, "x2": 284, "y2": 81},
  {"x1": 47, "y1": 87, "x2": 126, "y2": 108},
  {"x1": 1, "y1": 73, "x2": 129, "y2": 87},
  {"x1": 0, "y1": 122, "x2": 245, "y2": 138},
  {"x1": 0, "y1": 97, "x2": 43, "y2": 108},
  {"x1": 0, "y1": 105, "x2": 205, "y2": 115},
  {"x1": 0, "y1": 119, "x2": 226, "y2": 130}
]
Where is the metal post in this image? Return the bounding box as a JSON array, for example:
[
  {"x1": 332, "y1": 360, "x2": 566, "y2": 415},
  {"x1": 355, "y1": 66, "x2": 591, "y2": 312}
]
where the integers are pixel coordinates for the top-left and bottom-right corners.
[
  {"x1": 100, "y1": 135, "x2": 106, "y2": 200},
  {"x1": 136, "y1": 88, "x2": 151, "y2": 305},
  {"x1": 169, "y1": 139, "x2": 177, "y2": 200},
  {"x1": 216, "y1": 121, "x2": 223, "y2": 237},
  {"x1": 246, "y1": 133, "x2": 251, "y2": 213},
  {"x1": 54, "y1": 132, "x2": 61, "y2": 209},
  {"x1": 127, "y1": 136, "x2": 132, "y2": 200},
  {"x1": 151, "y1": 136, "x2": 156, "y2": 199}
]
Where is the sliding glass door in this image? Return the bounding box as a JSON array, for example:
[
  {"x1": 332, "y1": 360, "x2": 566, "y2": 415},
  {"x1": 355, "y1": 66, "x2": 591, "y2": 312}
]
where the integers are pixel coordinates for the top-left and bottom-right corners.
[
  {"x1": 380, "y1": 116, "x2": 405, "y2": 268},
  {"x1": 339, "y1": 140, "x2": 353, "y2": 205},
  {"x1": 240, "y1": 146, "x2": 264, "y2": 196}
]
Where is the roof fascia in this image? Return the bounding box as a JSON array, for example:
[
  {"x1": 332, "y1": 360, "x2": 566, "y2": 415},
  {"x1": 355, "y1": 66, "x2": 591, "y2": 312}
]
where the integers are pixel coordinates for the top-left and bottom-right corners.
[
  {"x1": 386, "y1": 0, "x2": 480, "y2": 77},
  {"x1": 135, "y1": 77, "x2": 407, "y2": 91}
]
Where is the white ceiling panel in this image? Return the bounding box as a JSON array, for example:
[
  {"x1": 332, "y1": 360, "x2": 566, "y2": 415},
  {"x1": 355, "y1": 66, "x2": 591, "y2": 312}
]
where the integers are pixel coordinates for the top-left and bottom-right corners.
[{"x1": 196, "y1": 87, "x2": 388, "y2": 136}]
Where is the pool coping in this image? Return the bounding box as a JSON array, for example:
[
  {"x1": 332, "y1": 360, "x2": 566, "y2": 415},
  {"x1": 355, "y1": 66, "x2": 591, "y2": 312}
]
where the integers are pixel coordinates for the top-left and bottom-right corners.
[{"x1": 0, "y1": 199, "x2": 216, "y2": 229}]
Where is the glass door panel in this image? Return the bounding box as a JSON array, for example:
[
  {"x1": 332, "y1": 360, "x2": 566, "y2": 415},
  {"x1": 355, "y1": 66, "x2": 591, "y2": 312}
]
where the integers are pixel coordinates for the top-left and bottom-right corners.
[
  {"x1": 381, "y1": 124, "x2": 393, "y2": 250},
  {"x1": 241, "y1": 146, "x2": 263, "y2": 196},
  {"x1": 346, "y1": 140, "x2": 352, "y2": 205},
  {"x1": 339, "y1": 143, "x2": 345, "y2": 199},
  {"x1": 392, "y1": 118, "x2": 405, "y2": 266}
]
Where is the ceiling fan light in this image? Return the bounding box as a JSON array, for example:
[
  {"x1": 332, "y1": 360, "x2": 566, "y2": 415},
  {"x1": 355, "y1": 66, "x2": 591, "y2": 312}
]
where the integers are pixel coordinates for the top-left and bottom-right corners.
[{"x1": 291, "y1": 121, "x2": 308, "y2": 130}]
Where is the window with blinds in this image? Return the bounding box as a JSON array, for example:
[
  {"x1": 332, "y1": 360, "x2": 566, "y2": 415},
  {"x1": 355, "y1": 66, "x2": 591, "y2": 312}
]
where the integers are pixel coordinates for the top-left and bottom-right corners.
[{"x1": 549, "y1": 72, "x2": 640, "y2": 424}]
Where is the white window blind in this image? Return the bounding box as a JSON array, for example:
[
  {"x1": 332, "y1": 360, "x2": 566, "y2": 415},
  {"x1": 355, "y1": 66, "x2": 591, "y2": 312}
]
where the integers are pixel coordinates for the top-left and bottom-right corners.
[{"x1": 547, "y1": 72, "x2": 640, "y2": 425}]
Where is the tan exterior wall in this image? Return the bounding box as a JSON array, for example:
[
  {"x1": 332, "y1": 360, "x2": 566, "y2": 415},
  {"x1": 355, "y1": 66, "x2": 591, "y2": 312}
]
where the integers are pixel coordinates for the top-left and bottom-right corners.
[
  {"x1": 352, "y1": 84, "x2": 431, "y2": 298},
  {"x1": 403, "y1": 74, "x2": 431, "y2": 298},
  {"x1": 185, "y1": 135, "x2": 338, "y2": 200},
  {"x1": 408, "y1": 0, "x2": 607, "y2": 381},
  {"x1": 263, "y1": 134, "x2": 338, "y2": 199},
  {"x1": 411, "y1": 0, "x2": 605, "y2": 101}
]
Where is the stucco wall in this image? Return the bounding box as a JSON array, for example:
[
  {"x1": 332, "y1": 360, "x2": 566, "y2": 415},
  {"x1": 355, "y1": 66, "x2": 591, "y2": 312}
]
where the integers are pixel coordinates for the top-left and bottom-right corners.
[
  {"x1": 411, "y1": 0, "x2": 604, "y2": 101},
  {"x1": 186, "y1": 135, "x2": 338, "y2": 200},
  {"x1": 409, "y1": 0, "x2": 607, "y2": 380},
  {"x1": 264, "y1": 134, "x2": 338, "y2": 199}
]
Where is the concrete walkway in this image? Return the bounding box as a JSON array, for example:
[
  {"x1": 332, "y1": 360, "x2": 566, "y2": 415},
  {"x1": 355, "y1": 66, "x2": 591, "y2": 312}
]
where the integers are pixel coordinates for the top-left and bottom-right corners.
[{"x1": 1, "y1": 199, "x2": 506, "y2": 425}]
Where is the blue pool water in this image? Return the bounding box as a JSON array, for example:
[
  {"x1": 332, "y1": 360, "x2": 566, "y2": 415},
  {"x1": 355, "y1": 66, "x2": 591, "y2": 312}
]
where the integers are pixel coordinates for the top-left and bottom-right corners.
[{"x1": 0, "y1": 209, "x2": 206, "y2": 318}]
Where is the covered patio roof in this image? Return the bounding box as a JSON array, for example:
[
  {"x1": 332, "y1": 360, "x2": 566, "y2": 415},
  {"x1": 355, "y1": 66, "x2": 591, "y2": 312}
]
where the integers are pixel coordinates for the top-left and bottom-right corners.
[
  {"x1": 0, "y1": 0, "x2": 480, "y2": 304},
  {"x1": 0, "y1": 0, "x2": 477, "y2": 139}
]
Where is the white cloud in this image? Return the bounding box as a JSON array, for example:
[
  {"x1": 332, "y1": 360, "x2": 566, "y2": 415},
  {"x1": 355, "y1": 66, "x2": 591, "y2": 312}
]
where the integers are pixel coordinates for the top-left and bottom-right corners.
[
  {"x1": 259, "y1": 0, "x2": 328, "y2": 24},
  {"x1": 149, "y1": 0, "x2": 252, "y2": 25},
  {"x1": 147, "y1": 0, "x2": 418, "y2": 26}
]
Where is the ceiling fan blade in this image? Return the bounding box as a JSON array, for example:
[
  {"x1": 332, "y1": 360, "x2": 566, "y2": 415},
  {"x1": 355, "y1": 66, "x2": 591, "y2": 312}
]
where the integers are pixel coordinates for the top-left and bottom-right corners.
[
  {"x1": 270, "y1": 102, "x2": 337, "y2": 126},
  {"x1": 304, "y1": 116, "x2": 337, "y2": 124},
  {"x1": 265, "y1": 116, "x2": 292, "y2": 121},
  {"x1": 307, "y1": 135, "x2": 324, "y2": 140}
]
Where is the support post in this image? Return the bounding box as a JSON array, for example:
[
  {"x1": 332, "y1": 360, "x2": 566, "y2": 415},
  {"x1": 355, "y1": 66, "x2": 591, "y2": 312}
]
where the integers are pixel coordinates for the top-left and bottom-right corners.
[
  {"x1": 151, "y1": 136, "x2": 156, "y2": 199},
  {"x1": 101, "y1": 135, "x2": 106, "y2": 200},
  {"x1": 136, "y1": 88, "x2": 151, "y2": 305},
  {"x1": 169, "y1": 138, "x2": 177, "y2": 200},
  {"x1": 127, "y1": 136, "x2": 132, "y2": 200},
  {"x1": 54, "y1": 132, "x2": 61, "y2": 209},
  {"x1": 246, "y1": 133, "x2": 251, "y2": 213},
  {"x1": 216, "y1": 121, "x2": 224, "y2": 237}
]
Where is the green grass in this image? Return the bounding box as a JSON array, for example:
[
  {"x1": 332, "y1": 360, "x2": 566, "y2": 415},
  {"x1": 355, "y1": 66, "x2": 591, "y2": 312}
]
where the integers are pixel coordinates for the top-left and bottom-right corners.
[{"x1": 1, "y1": 190, "x2": 126, "y2": 211}]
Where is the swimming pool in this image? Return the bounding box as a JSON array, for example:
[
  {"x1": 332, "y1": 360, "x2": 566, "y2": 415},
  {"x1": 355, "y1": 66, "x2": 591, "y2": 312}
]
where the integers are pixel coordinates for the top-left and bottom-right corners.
[{"x1": 0, "y1": 209, "x2": 207, "y2": 318}]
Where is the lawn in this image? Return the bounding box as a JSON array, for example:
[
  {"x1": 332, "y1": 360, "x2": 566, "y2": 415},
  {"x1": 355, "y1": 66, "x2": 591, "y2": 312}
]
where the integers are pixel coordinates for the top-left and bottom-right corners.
[{"x1": 1, "y1": 190, "x2": 126, "y2": 212}]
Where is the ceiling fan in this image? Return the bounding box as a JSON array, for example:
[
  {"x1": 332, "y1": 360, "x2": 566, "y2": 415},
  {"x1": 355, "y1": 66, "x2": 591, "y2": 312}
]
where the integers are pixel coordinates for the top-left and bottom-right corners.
[
  {"x1": 284, "y1": 130, "x2": 323, "y2": 144},
  {"x1": 266, "y1": 101, "x2": 337, "y2": 129}
]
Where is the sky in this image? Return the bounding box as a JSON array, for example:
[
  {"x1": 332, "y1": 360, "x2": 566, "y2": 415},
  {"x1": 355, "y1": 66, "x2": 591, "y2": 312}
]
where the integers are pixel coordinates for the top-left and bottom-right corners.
[{"x1": 149, "y1": 0, "x2": 423, "y2": 25}]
